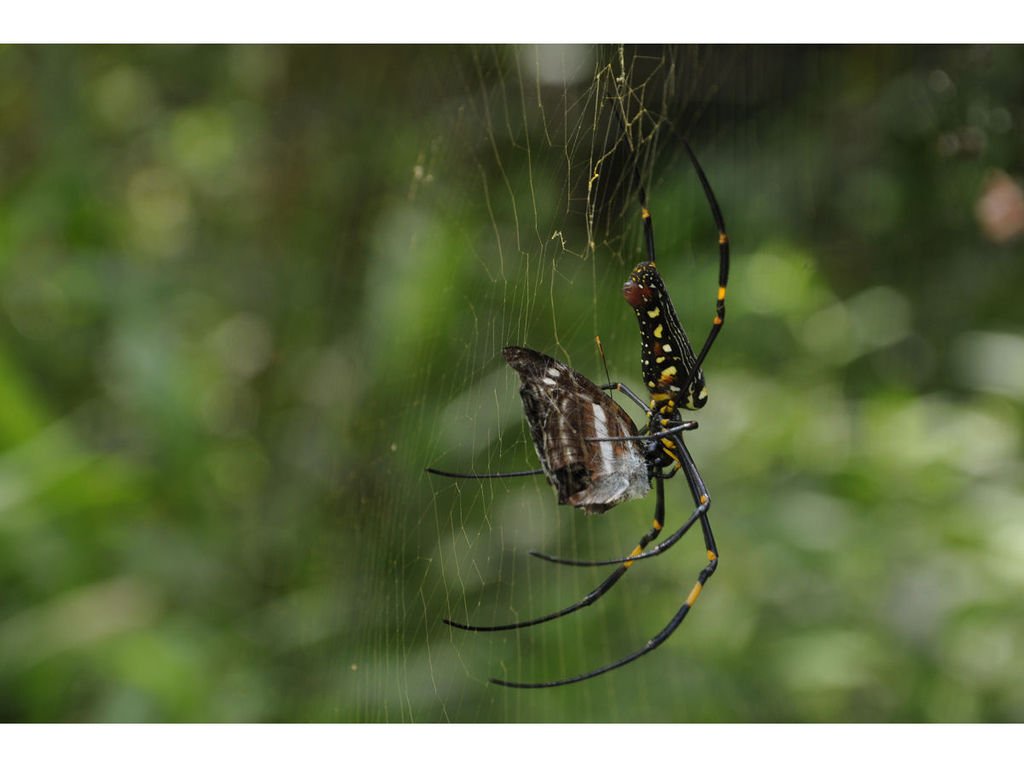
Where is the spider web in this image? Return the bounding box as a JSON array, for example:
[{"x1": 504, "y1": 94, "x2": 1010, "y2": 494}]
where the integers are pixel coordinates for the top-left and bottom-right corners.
[{"x1": 346, "y1": 45, "x2": 737, "y2": 722}]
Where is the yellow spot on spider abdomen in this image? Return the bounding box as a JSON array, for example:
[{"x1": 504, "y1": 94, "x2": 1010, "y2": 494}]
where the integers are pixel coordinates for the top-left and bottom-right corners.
[
  {"x1": 647, "y1": 306, "x2": 661, "y2": 319},
  {"x1": 660, "y1": 365, "x2": 678, "y2": 381},
  {"x1": 653, "y1": 324, "x2": 664, "y2": 339}
]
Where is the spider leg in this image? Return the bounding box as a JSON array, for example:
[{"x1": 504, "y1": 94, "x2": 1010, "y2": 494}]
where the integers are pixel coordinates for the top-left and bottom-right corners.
[
  {"x1": 530, "y1": 495, "x2": 705, "y2": 567},
  {"x1": 583, "y1": 421, "x2": 697, "y2": 443},
  {"x1": 425, "y1": 467, "x2": 545, "y2": 480},
  {"x1": 675, "y1": 133, "x2": 729, "y2": 398},
  {"x1": 491, "y1": 524, "x2": 717, "y2": 689},
  {"x1": 442, "y1": 475, "x2": 666, "y2": 633},
  {"x1": 599, "y1": 381, "x2": 652, "y2": 414},
  {"x1": 491, "y1": 442, "x2": 720, "y2": 689},
  {"x1": 531, "y1": 434, "x2": 707, "y2": 567}
]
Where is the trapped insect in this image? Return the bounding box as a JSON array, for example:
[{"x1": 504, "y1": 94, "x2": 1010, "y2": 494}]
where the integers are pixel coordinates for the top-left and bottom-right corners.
[{"x1": 428, "y1": 120, "x2": 729, "y2": 689}]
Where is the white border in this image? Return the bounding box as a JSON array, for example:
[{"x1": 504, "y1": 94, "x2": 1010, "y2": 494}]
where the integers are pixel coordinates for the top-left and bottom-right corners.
[
  {"x1": 3, "y1": 724, "x2": 1022, "y2": 768},
  {"x1": 2, "y1": 1, "x2": 1020, "y2": 43}
]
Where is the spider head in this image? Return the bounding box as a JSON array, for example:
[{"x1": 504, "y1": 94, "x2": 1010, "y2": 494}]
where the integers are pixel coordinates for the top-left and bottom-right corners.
[{"x1": 622, "y1": 262, "x2": 661, "y2": 309}]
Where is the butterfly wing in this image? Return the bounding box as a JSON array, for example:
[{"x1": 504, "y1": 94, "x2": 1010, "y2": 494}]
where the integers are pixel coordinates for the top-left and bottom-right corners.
[{"x1": 503, "y1": 346, "x2": 650, "y2": 514}]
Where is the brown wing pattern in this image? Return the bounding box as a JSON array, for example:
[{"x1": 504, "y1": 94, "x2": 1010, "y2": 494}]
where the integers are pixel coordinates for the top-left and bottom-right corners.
[{"x1": 503, "y1": 346, "x2": 650, "y2": 514}]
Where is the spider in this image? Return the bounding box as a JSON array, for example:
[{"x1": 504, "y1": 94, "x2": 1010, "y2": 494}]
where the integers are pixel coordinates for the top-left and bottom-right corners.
[{"x1": 427, "y1": 125, "x2": 729, "y2": 688}]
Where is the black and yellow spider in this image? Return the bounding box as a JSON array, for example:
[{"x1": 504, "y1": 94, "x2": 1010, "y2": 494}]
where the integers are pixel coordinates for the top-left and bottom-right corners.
[{"x1": 428, "y1": 123, "x2": 729, "y2": 689}]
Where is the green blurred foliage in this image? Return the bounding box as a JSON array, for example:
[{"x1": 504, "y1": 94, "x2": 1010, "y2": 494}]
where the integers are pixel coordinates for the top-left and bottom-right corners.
[{"x1": 1, "y1": 45, "x2": 1023, "y2": 723}]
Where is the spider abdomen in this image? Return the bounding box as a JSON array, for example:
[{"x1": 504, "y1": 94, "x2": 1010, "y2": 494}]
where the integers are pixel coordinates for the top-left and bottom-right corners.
[{"x1": 623, "y1": 262, "x2": 708, "y2": 411}]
